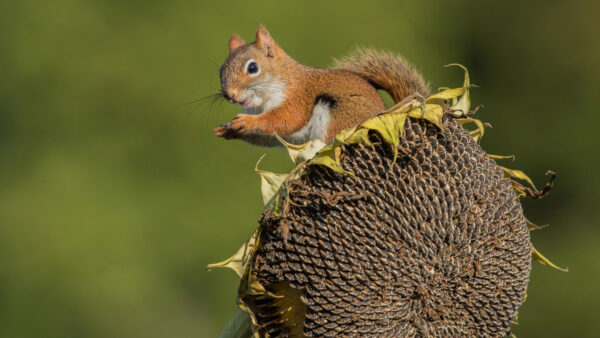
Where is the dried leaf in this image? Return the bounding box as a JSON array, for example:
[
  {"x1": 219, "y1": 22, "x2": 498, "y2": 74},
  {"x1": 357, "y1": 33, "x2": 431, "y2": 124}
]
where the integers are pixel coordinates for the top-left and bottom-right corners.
[
  {"x1": 426, "y1": 86, "x2": 467, "y2": 102},
  {"x1": 408, "y1": 104, "x2": 443, "y2": 129},
  {"x1": 459, "y1": 117, "x2": 486, "y2": 143},
  {"x1": 489, "y1": 154, "x2": 515, "y2": 161},
  {"x1": 382, "y1": 99, "x2": 421, "y2": 115},
  {"x1": 512, "y1": 184, "x2": 527, "y2": 199},
  {"x1": 447, "y1": 63, "x2": 471, "y2": 116},
  {"x1": 501, "y1": 167, "x2": 537, "y2": 190},
  {"x1": 276, "y1": 136, "x2": 326, "y2": 164},
  {"x1": 343, "y1": 127, "x2": 371, "y2": 146},
  {"x1": 255, "y1": 154, "x2": 288, "y2": 206},
  {"x1": 310, "y1": 145, "x2": 351, "y2": 175},
  {"x1": 526, "y1": 218, "x2": 547, "y2": 231},
  {"x1": 206, "y1": 229, "x2": 260, "y2": 278},
  {"x1": 360, "y1": 114, "x2": 405, "y2": 148},
  {"x1": 239, "y1": 271, "x2": 283, "y2": 299},
  {"x1": 532, "y1": 245, "x2": 568, "y2": 272}
]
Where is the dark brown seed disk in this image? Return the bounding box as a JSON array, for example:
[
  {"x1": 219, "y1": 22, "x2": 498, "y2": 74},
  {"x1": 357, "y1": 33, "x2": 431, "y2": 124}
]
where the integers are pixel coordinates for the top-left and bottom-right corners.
[{"x1": 248, "y1": 117, "x2": 531, "y2": 337}]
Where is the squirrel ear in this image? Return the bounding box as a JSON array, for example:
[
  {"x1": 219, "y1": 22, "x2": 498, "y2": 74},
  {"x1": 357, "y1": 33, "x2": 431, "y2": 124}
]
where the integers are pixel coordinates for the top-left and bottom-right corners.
[
  {"x1": 228, "y1": 34, "x2": 246, "y2": 51},
  {"x1": 255, "y1": 24, "x2": 279, "y2": 57}
]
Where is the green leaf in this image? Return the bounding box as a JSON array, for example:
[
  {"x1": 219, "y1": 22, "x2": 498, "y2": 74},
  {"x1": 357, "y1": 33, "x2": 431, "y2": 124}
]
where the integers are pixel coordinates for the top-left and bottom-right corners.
[{"x1": 218, "y1": 309, "x2": 254, "y2": 338}]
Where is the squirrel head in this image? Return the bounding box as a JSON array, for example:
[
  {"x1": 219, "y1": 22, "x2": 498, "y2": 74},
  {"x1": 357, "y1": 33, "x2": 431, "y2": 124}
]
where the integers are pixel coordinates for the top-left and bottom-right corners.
[{"x1": 220, "y1": 25, "x2": 289, "y2": 110}]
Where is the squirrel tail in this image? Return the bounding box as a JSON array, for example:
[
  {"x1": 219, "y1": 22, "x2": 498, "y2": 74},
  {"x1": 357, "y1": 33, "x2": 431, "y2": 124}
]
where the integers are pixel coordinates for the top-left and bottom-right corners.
[{"x1": 334, "y1": 48, "x2": 430, "y2": 102}]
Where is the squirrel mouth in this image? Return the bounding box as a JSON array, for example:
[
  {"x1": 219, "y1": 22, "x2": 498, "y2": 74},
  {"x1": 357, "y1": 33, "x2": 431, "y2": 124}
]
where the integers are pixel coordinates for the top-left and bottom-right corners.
[{"x1": 240, "y1": 98, "x2": 252, "y2": 107}]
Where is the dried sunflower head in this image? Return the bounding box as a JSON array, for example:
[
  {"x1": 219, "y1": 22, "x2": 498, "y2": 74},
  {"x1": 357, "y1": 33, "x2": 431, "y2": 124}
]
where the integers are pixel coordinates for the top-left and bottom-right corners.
[{"x1": 209, "y1": 66, "x2": 564, "y2": 338}]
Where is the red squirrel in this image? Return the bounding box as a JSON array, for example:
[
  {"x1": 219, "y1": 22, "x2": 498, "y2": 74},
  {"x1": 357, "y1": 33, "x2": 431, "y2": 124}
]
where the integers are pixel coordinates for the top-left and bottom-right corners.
[{"x1": 214, "y1": 25, "x2": 430, "y2": 147}]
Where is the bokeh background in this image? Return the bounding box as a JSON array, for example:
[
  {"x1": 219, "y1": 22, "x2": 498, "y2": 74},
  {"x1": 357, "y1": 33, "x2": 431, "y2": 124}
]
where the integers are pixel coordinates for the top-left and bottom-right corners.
[{"x1": 1, "y1": 0, "x2": 599, "y2": 337}]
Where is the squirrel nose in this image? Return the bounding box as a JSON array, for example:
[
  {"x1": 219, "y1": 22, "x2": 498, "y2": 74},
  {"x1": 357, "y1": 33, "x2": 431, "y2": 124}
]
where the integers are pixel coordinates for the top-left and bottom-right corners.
[{"x1": 225, "y1": 88, "x2": 239, "y2": 102}]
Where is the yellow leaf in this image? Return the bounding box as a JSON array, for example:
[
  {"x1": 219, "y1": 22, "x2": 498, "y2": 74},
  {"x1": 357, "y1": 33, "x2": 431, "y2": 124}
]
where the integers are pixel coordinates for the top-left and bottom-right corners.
[
  {"x1": 459, "y1": 117, "x2": 486, "y2": 142},
  {"x1": 333, "y1": 125, "x2": 359, "y2": 143},
  {"x1": 361, "y1": 114, "x2": 404, "y2": 148},
  {"x1": 447, "y1": 64, "x2": 472, "y2": 117},
  {"x1": 408, "y1": 104, "x2": 443, "y2": 129},
  {"x1": 382, "y1": 99, "x2": 421, "y2": 115},
  {"x1": 310, "y1": 145, "x2": 352, "y2": 175},
  {"x1": 512, "y1": 184, "x2": 527, "y2": 199},
  {"x1": 344, "y1": 127, "x2": 371, "y2": 145},
  {"x1": 501, "y1": 167, "x2": 537, "y2": 190},
  {"x1": 238, "y1": 270, "x2": 283, "y2": 299},
  {"x1": 452, "y1": 87, "x2": 470, "y2": 117},
  {"x1": 255, "y1": 154, "x2": 288, "y2": 206},
  {"x1": 489, "y1": 154, "x2": 516, "y2": 161},
  {"x1": 233, "y1": 268, "x2": 282, "y2": 338},
  {"x1": 359, "y1": 114, "x2": 407, "y2": 162},
  {"x1": 426, "y1": 86, "x2": 467, "y2": 102},
  {"x1": 532, "y1": 245, "x2": 568, "y2": 272},
  {"x1": 248, "y1": 280, "x2": 283, "y2": 298},
  {"x1": 276, "y1": 136, "x2": 326, "y2": 164},
  {"x1": 207, "y1": 229, "x2": 260, "y2": 278}
]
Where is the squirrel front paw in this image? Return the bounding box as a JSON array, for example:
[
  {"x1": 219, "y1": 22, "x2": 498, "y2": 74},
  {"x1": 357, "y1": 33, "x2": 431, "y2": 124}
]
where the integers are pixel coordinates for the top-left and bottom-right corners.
[
  {"x1": 214, "y1": 114, "x2": 258, "y2": 140},
  {"x1": 214, "y1": 122, "x2": 237, "y2": 139},
  {"x1": 230, "y1": 114, "x2": 256, "y2": 134}
]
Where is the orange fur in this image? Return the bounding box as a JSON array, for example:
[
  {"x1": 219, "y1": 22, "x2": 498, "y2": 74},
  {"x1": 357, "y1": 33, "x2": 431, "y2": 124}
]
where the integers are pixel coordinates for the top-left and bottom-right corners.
[{"x1": 228, "y1": 34, "x2": 245, "y2": 51}]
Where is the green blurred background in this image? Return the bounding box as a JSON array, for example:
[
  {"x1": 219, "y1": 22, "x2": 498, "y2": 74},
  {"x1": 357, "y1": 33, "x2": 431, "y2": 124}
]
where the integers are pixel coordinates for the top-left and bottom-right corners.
[{"x1": 1, "y1": 0, "x2": 598, "y2": 337}]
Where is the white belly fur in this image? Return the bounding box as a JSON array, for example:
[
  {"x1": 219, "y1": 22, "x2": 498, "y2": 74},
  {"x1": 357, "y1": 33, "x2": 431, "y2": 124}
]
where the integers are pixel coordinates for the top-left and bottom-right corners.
[{"x1": 283, "y1": 101, "x2": 331, "y2": 145}]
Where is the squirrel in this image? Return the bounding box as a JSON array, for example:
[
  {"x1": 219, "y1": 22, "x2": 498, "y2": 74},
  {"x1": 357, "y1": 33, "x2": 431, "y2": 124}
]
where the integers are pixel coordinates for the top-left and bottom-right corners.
[{"x1": 214, "y1": 25, "x2": 430, "y2": 147}]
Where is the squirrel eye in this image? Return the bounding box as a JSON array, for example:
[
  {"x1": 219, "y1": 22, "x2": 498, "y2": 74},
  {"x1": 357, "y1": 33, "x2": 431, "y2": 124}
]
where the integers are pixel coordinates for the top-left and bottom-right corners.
[{"x1": 245, "y1": 59, "x2": 260, "y2": 76}]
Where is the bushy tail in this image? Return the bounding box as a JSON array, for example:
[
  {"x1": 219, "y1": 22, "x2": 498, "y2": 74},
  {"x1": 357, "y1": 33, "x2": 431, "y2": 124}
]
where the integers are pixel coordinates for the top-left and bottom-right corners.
[{"x1": 334, "y1": 48, "x2": 430, "y2": 103}]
